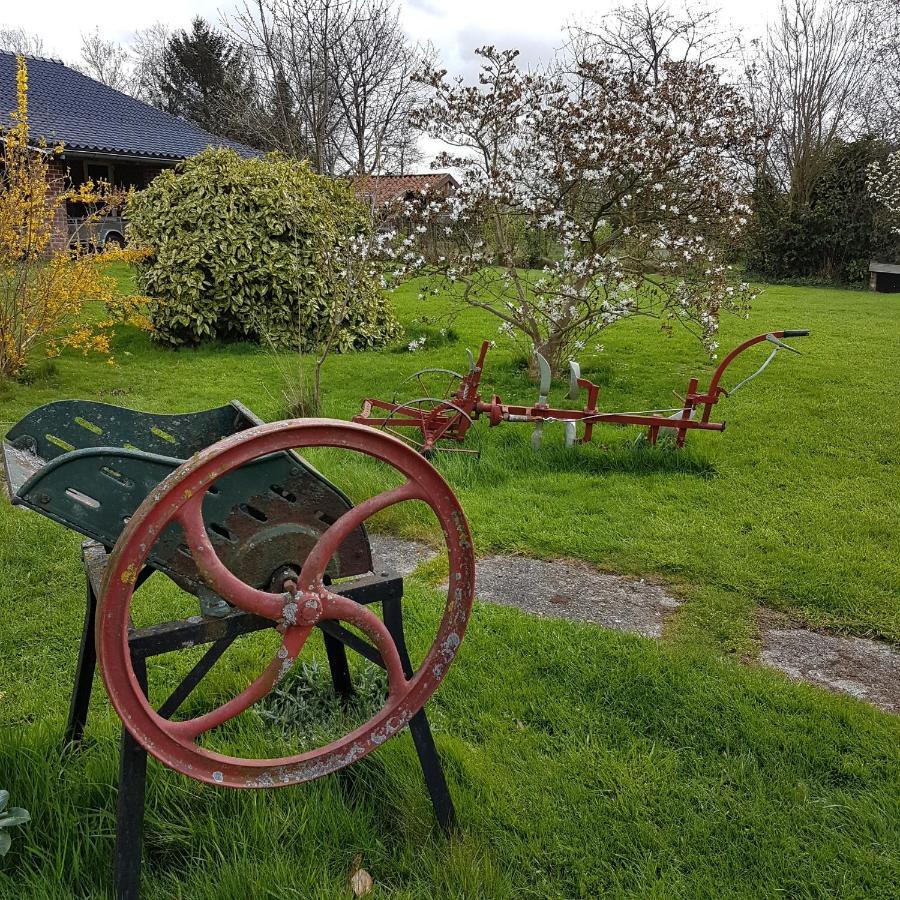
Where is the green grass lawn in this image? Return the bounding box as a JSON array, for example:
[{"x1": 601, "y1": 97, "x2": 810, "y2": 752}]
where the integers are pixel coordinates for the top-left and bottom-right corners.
[{"x1": 0, "y1": 270, "x2": 898, "y2": 897}]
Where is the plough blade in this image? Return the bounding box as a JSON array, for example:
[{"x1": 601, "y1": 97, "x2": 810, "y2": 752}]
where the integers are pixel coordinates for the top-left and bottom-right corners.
[
  {"x1": 567, "y1": 361, "x2": 581, "y2": 401},
  {"x1": 536, "y1": 353, "x2": 552, "y2": 401}
]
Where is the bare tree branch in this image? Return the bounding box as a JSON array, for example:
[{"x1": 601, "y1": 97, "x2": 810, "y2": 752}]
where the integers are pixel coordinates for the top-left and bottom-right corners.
[
  {"x1": 226, "y1": 0, "x2": 426, "y2": 172},
  {"x1": 747, "y1": 0, "x2": 871, "y2": 206},
  {"x1": 568, "y1": 1, "x2": 740, "y2": 85},
  {"x1": 78, "y1": 28, "x2": 131, "y2": 91},
  {"x1": 0, "y1": 26, "x2": 45, "y2": 56}
]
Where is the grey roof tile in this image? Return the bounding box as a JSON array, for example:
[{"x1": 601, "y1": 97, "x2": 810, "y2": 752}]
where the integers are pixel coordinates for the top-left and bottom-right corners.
[{"x1": 0, "y1": 51, "x2": 257, "y2": 160}]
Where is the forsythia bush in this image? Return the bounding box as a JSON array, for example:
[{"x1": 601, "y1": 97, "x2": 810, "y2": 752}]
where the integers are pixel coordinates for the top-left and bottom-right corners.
[
  {"x1": 126, "y1": 149, "x2": 399, "y2": 350},
  {"x1": 0, "y1": 56, "x2": 150, "y2": 379}
]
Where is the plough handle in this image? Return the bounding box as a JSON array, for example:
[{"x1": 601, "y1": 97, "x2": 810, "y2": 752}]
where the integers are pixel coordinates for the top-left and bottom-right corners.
[
  {"x1": 706, "y1": 329, "x2": 809, "y2": 396},
  {"x1": 695, "y1": 328, "x2": 809, "y2": 422}
]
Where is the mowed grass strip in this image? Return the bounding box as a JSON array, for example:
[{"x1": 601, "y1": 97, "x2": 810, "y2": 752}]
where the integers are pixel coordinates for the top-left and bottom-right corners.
[
  {"x1": 0, "y1": 269, "x2": 898, "y2": 896},
  {"x1": 2, "y1": 271, "x2": 896, "y2": 643},
  {"x1": 0, "y1": 586, "x2": 898, "y2": 898}
]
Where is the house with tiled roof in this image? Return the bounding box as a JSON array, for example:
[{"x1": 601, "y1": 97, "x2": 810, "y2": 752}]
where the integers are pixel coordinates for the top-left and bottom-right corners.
[
  {"x1": 351, "y1": 173, "x2": 459, "y2": 213},
  {"x1": 0, "y1": 51, "x2": 257, "y2": 250}
]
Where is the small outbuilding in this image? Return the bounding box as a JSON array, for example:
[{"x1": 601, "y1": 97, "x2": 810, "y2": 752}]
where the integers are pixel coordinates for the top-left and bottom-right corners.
[
  {"x1": 868, "y1": 261, "x2": 900, "y2": 293},
  {"x1": 351, "y1": 173, "x2": 459, "y2": 214}
]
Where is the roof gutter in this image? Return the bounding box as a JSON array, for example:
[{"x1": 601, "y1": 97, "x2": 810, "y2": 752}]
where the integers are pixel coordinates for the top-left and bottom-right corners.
[
  {"x1": 59, "y1": 149, "x2": 183, "y2": 165},
  {"x1": 0, "y1": 135, "x2": 184, "y2": 165}
]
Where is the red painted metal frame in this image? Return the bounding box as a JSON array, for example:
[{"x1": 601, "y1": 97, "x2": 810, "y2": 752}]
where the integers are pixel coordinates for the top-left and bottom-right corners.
[
  {"x1": 356, "y1": 341, "x2": 490, "y2": 453},
  {"x1": 97, "y1": 419, "x2": 475, "y2": 789},
  {"x1": 354, "y1": 331, "x2": 807, "y2": 453}
]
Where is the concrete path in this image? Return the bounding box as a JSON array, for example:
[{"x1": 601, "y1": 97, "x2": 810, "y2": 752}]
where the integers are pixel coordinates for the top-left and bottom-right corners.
[{"x1": 369, "y1": 534, "x2": 899, "y2": 714}]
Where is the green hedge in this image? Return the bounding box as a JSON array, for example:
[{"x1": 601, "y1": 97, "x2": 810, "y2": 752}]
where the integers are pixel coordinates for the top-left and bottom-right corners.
[
  {"x1": 747, "y1": 138, "x2": 900, "y2": 283},
  {"x1": 127, "y1": 149, "x2": 399, "y2": 350}
]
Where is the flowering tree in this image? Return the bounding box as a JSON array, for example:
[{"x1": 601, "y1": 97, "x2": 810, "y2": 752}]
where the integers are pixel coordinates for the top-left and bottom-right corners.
[
  {"x1": 0, "y1": 56, "x2": 149, "y2": 379},
  {"x1": 868, "y1": 150, "x2": 900, "y2": 234},
  {"x1": 388, "y1": 47, "x2": 759, "y2": 372}
]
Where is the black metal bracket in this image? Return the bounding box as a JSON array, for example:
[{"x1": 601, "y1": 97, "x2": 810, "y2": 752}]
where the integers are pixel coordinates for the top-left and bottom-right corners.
[{"x1": 65, "y1": 540, "x2": 455, "y2": 900}]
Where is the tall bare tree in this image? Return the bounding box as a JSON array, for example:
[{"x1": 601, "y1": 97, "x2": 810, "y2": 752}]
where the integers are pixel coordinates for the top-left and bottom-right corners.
[
  {"x1": 229, "y1": 0, "x2": 351, "y2": 172},
  {"x1": 228, "y1": 0, "x2": 426, "y2": 172},
  {"x1": 331, "y1": 1, "x2": 430, "y2": 174},
  {"x1": 852, "y1": 0, "x2": 900, "y2": 137},
  {"x1": 78, "y1": 28, "x2": 130, "y2": 91},
  {"x1": 569, "y1": 1, "x2": 740, "y2": 85},
  {"x1": 748, "y1": 0, "x2": 870, "y2": 208},
  {"x1": 130, "y1": 23, "x2": 172, "y2": 106},
  {"x1": 0, "y1": 26, "x2": 44, "y2": 56}
]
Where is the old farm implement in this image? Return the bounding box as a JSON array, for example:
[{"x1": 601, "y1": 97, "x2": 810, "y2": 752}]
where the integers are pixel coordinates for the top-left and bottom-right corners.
[
  {"x1": 3, "y1": 401, "x2": 474, "y2": 898},
  {"x1": 354, "y1": 330, "x2": 809, "y2": 455}
]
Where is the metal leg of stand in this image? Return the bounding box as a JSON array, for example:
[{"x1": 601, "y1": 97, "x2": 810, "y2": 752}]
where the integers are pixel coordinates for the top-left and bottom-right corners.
[
  {"x1": 323, "y1": 631, "x2": 355, "y2": 700},
  {"x1": 381, "y1": 597, "x2": 456, "y2": 831},
  {"x1": 64, "y1": 570, "x2": 99, "y2": 747},
  {"x1": 114, "y1": 655, "x2": 148, "y2": 900}
]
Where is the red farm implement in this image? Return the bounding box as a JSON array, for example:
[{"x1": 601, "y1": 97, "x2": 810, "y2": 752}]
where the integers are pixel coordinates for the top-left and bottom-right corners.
[{"x1": 354, "y1": 330, "x2": 809, "y2": 456}]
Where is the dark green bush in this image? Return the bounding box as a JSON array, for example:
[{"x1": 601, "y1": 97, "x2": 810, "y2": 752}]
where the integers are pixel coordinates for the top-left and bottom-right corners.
[
  {"x1": 747, "y1": 138, "x2": 900, "y2": 284},
  {"x1": 127, "y1": 148, "x2": 399, "y2": 349}
]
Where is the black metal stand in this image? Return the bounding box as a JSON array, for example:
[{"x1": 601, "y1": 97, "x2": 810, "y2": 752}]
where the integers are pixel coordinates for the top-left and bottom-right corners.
[{"x1": 66, "y1": 540, "x2": 455, "y2": 900}]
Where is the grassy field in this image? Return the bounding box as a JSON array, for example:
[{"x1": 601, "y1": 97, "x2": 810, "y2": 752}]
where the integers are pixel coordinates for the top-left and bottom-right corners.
[{"x1": 0, "y1": 269, "x2": 898, "y2": 897}]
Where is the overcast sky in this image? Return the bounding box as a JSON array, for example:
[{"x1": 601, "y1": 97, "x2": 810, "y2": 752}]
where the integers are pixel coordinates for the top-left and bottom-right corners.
[{"x1": 5, "y1": 0, "x2": 784, "y2": 77}]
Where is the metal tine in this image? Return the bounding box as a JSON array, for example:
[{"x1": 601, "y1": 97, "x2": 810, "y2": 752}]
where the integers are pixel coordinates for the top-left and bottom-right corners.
[
  {"x1": 531, "y1": 352, "x2": 552, "y2": 450},
  {"x1": 567, "y1": 360, "x2": 581, "y2": 401},
  {"x1": 563, "y1": 421, "x2": 577, "y2": 448},
  {"x1": 465, "y1": 348, "x2": 476, "y2": 373}
]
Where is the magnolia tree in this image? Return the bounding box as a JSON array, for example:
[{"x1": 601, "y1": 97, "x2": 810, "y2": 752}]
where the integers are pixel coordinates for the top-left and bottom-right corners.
[
  {"x1": 386, "y1": 47, "x2": 759, "y2": 372},
  {"x1": 868, "y1": 150, "x2": 900, "y2": 234}
]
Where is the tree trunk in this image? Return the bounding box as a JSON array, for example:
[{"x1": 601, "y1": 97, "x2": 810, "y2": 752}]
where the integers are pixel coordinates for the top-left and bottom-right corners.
[{"x1": 529, "y1": 334, "x2": 569, "y2": 380}]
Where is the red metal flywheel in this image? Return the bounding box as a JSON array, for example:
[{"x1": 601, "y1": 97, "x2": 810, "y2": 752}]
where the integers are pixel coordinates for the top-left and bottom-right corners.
[{"x1": 97, "y1": 419, "x2": 475, "y2": 788}]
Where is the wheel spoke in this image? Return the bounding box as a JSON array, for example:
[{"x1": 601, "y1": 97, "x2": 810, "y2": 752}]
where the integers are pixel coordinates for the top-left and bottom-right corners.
[
  {"x1": 178, "y1": 494, "x2": 284, "y2": 620},
  {"x1": 298, "y1": 480, "x2": 424, "y2": 587},
  {"x1": 441, "y1": 373, "x2": 457, "y2": 400},
  {"x1": 322, "y1": 592, "x2": 407, "y2": 693},
  {"x1": 384, "y1": 424, "x2": 425, "y2": 448},
  {"x1": 166, "y1": 624, "x2": 312, "y2": 741}
]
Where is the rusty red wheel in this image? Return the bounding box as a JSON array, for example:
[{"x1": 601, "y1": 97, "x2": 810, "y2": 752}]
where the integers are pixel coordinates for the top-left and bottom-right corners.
[{"x1": 97, "y1": 419, "x2": 474, "y2": 788}]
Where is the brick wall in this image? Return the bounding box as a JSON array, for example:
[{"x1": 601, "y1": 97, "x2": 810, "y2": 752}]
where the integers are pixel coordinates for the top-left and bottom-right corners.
[
  {"x1": 140, "y1": 163, "x2": 170, "y2": 187},
  {"x1": 46, "y1": 157, "x2": 70, "y2": 253}
]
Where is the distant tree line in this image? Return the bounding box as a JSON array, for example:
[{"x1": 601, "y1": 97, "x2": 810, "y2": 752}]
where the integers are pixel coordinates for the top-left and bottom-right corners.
[
  {"x1": 567, "y1": 0, "x2": 900, "y2": 283},
  {"x1": 2, "y1": 0, "x2": 899, "y2": 283},
  {"x1": 742, "y1": 0, "x2": 900, "y2": 281}
]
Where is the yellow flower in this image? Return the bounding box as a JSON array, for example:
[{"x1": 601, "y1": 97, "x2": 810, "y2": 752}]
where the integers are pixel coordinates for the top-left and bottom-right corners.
[{"x1": 0, "y1": 56, "x2": 152, "y2": 379}]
